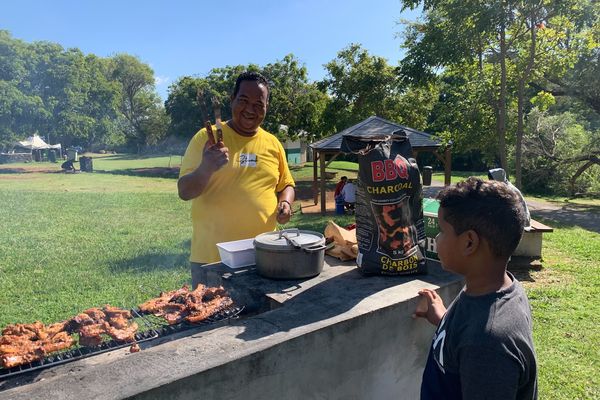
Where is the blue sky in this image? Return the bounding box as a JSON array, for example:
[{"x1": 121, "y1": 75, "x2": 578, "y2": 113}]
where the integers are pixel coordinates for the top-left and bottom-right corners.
[{"x1": 2, "y1": 0, "x2": 420, "y2": 100}]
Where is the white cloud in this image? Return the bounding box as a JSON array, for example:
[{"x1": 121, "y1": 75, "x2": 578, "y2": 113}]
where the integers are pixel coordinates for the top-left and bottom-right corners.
[{"x1": 155, "y1": 75, "x2": 170, "y2": 86}]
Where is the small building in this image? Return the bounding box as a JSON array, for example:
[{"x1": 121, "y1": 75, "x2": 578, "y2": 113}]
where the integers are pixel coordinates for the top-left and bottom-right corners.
[{"x1": 282, "y1": 139, "x2": 308, "y2": 166}]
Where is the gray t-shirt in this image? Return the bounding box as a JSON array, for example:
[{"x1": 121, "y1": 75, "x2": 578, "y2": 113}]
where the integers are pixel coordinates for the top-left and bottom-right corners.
[{"x1": 421, "y1": 273, "x2": 537, "y2": 399}]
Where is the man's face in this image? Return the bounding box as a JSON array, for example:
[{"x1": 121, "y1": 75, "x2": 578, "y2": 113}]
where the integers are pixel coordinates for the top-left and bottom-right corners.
[{"x1": 230, "y1": 80, "x2": 268, "y2": 136}]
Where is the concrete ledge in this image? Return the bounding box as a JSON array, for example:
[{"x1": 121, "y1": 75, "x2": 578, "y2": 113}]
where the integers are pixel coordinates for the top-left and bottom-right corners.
[{"x1": 1, "y1": 259, "x2": 462, "y2": 400}]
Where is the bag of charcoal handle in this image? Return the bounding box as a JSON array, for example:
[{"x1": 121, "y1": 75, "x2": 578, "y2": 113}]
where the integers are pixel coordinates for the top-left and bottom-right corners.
[{"x1": 340, "y1": 131, "x2": 427, "y2": 276}]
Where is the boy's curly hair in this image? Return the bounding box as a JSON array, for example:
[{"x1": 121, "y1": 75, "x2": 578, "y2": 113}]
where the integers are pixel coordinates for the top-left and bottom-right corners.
[{"x1": 436, "y1": 177, "x2": 527, "y2": 259}]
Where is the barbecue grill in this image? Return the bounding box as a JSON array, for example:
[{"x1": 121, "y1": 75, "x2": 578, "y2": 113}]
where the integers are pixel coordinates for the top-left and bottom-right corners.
[{"x1": 0, "y1": 305, "x2": 243, "y2": 380}]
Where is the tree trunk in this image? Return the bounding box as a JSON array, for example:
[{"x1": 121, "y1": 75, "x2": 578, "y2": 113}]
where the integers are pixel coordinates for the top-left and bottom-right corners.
[
  {"x1": 515, "y1": 17, "x2": 538, "y2": 189},
  {"x1": 498, "y1": 23, "x2": 509, "y2": 174},
  {"x1": 516, "y1": 81, "x2": 525, "y2": 188},
  {"x1": 569, "y1": 157, "x2": 600, "y2": 196}
]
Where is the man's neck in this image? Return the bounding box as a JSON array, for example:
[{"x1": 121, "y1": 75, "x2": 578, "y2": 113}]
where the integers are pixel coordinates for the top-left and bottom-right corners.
[{"x1": 227, "y1": 120, "x2": 259, "y2": 137}]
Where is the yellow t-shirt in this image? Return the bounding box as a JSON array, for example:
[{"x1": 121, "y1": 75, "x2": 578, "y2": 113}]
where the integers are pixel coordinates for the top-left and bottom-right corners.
[{"x1": 179, "y1": 123, "x2": 295, "y2": 263}]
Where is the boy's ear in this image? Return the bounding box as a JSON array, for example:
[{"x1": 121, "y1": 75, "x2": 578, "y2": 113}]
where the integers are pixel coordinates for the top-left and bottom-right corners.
[{"x1": 462, "y1": 230, "x2": 480, "y2": 256}]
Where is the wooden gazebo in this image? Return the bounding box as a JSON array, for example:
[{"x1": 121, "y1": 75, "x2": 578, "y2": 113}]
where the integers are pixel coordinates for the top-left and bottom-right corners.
[{"x1": 309, "y1": 116, "x2": 451, "y2": 214}]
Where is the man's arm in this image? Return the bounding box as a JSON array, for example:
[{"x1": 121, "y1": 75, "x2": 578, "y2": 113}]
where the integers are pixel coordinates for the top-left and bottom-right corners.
[{"x1": 276, "y1": 185, "x2": 295, "y2": 224}]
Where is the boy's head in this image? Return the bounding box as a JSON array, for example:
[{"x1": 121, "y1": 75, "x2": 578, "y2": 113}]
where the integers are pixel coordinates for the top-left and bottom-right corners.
[{"x1": 435, "y1": 177, "x2": 527, "y2": 268}]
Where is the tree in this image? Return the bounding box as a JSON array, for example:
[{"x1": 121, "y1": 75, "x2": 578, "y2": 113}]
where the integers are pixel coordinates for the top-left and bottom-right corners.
[
  {"x1": 523, "y1": 108, "x2": 600, "y2": 195},
  {"x1": 427, "y1": 66, "x2": 498, "y2": 162},
  {"x1": 398, "y1": 0, "x2": 595, "y2": 188},
  {"x1": 166, "y1": 56, "x2": 329, "y2": 142},
  {"x1": 261, "y1": 54, "x2": 329, "y2": 141},
  {"x1": 0, "y1": 31, "x2": 168, "y2": 151},
  {"x1": 110, "y1": 54, "x2": 158, "y2": 152},
  {"x1": 319, "y1": 44, "x2": 402, "y2": 132}
]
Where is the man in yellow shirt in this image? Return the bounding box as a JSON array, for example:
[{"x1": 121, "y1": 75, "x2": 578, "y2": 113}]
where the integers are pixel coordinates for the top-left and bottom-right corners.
[{"x1": 178, "y1": 71, "x2": 295, "y2": 264}]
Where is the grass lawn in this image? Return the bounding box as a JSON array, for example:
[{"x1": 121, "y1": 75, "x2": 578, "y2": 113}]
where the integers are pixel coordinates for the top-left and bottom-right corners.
[
  {"x1": 0, "y1": 156, "x2": 598, "y2": 398},
  {"x1": 432, "y1": 170, "x2": 488, "y2": 183}
]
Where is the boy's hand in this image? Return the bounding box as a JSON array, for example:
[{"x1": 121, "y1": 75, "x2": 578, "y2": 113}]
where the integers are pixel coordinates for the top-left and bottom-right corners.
[{"x1": 412, "y1": 288, "x2": 447, "y2": 326}]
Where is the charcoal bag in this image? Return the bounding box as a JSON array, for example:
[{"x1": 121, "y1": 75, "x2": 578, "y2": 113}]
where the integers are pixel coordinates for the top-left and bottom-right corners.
[{"x1": 341, "y1": 131, "x2": 426, "y2": 275}]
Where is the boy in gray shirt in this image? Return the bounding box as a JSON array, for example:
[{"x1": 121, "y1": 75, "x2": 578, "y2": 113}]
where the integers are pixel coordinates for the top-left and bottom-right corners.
[{"x1": 414, "y1": 178, "x2": 537, "y2": 399}]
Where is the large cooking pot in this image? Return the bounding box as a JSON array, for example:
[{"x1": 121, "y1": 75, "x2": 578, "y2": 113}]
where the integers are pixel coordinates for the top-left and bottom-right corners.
[{"x1": 254, "y1": 228, "x2": 326, "y2": 279}]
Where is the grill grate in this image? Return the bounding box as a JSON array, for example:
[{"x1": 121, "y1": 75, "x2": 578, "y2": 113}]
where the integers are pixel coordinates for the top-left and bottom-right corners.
[{"x1": 0, "y1": 306, "x2": 244, "y2": 380}]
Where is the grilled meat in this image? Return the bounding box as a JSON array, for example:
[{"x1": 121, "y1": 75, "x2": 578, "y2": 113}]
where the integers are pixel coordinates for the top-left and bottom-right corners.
[
  {"x1": 0, "y1": 322, "x2": 75, "y2": 369},
  {"x1": 74, "y1": 306, "x2": 138, "y2": 347},
  {"x1": 139, "y1": 284, "x2": 233, "y2": 325},
  {"x1": 103, "y1": 321, "x2": 138, "y2": 342},
  {"x1": 103, "y1": 305, "x2": 132, "y2": 319},
  {"x1": 185, "y1": 296, "x2": 234, "y2": 323}
]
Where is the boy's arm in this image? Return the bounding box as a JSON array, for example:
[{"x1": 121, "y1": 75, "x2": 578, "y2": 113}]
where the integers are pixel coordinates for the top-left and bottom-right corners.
[{"x1": 459, "y1": 346, "x2": 521, "y2": 399}]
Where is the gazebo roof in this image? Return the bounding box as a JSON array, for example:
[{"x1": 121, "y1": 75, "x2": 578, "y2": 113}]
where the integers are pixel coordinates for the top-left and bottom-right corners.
[{"x1": 309, "y1": 116, "x2": 441, "y2": 152}]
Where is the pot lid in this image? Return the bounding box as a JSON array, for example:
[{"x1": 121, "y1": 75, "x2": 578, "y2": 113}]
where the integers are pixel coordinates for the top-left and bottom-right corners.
[{"x1": 254, "y1": 229, "x2": 325, "y2": 251}]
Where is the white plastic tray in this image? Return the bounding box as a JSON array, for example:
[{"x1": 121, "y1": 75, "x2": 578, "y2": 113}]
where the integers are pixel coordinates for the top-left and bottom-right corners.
[{"x1": 216, "y1": 238, "x2": 256, "y2": 268}]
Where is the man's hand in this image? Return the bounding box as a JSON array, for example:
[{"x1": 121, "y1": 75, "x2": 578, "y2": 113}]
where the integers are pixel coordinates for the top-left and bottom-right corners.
[
  {"x1": 276, "y1": 200, "x2": 292, "y2": 224},
  {"x1": 412, "y1": 288, "x2": 447, "y2": 326},
  {"x1": 201, "y1": 141, "x2": 229, "y2": 173},
  {"x1": 201, "y1": 122, "x2": 228, "y2": 173},
  {"x1": 177, "y1": 123, "x2": 228, "y2": 201}
]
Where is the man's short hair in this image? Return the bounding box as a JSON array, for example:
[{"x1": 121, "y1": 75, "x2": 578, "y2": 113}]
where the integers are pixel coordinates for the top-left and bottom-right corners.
[
  {"x1": 341, "y1": 176, "x2": 348, "y2": 180},
  {"x1": 436, "y1": 177, "x2": 527, "y2": 259},
  {"x1": 233, "y1": 71, "x2": 270, "y2": 98}
]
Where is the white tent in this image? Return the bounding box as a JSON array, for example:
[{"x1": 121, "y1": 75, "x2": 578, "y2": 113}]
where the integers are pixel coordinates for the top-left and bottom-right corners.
[{"x1": 17, "y1": 134, "x2": 61, "y2": 151}]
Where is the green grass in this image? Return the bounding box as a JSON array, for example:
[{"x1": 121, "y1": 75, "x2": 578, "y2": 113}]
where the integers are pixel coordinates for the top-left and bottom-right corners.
[
  {"x1": 525, "y1": 222, "x2": 600, "y2": 399},
  {"x1": 432, "y1": 170, "x2": 488, "y2": 183},
  {"x1": 290, "y1": 161, "x2": 359, "y2": 181},
  {"x1": 0, "y1": 176, "x2": 191, "y2": 324},
  {"x1": 1, "y1": 155, "x2": 598, "y2": 399}
]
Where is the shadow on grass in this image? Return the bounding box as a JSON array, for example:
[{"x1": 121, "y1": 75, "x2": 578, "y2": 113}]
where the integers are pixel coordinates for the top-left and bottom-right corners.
[
  {"x1": 95, "y1": 167, "x2": 180, "y2": 179},
  {"x1": 109, "y1": 252, "x2": 190, "y2": 274},
  {"x1": 531, "y1": 207, "x2": 600, "y2": 234},
  {"x1": 109, "y1": 240, "x2": 191, "y2": 273},
  {"x1": 99, "y1": 153, "x2": 179, "y2": 161}
]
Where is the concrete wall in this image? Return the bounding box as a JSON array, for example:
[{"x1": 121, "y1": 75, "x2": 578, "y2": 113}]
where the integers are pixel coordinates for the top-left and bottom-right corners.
[
  {"x1": 2, "y1": 262, "x2": 462, "y2": 400},
  {"x1": 131, "y1": 281, "x2": 461, "y2": 400}
]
